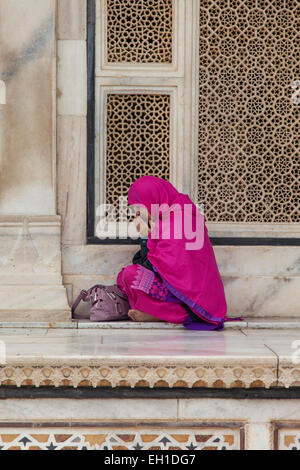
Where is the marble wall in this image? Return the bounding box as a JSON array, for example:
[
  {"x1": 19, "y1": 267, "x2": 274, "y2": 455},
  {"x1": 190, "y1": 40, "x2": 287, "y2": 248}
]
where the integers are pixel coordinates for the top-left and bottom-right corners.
[
  {"x1": 0, "y1": 0, "x2": 56, "y2": 215},
  {"x1": 62, "y1": 241, "x2": 300, "y2": 318},
  {"x1": 0, "y1": 0, "x2": 70, "y2": 321},
  {"x1": 57, "y1": 0, "x2": 87, "y2": 246},
  {"x1": 0, "y1": 397, "x2": 300, "y2": 450}
]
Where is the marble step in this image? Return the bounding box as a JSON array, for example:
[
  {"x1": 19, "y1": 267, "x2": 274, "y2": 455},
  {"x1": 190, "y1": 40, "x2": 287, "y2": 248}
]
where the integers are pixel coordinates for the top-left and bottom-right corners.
[
  {"x1": 0, "y1": 317, "x2": 300, "y2": 330},
  {"x1": 0, "y1": 327, "x2": 299, "y2": 389}
]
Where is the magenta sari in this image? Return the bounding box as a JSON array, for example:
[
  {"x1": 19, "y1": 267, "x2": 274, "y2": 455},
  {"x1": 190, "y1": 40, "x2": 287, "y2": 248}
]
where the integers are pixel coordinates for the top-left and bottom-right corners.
[{"x1": 117, "y1": 176, "x2": 239, "y2": 330}]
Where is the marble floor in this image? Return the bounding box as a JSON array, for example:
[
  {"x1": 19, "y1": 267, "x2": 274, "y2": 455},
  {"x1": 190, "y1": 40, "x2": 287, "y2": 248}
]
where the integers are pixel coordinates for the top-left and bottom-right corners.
[{"x1": 0, "y1": 326, "x2": 298, "y2": 363}]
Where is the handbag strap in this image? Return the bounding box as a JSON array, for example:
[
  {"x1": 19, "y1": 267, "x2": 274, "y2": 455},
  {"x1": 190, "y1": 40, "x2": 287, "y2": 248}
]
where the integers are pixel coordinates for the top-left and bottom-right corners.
[
  {"x1": 71, "y1": 289, "x2": 90, "y2": 320},
  {"x1": 105, "y1": 285, "x2": 128, "y2": 300}
]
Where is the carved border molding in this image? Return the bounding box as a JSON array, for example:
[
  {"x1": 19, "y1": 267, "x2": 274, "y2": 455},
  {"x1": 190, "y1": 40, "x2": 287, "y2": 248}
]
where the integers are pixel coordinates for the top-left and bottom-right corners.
[{"x1": 0, "y1": 361, "x2": 277, "y2": 389}]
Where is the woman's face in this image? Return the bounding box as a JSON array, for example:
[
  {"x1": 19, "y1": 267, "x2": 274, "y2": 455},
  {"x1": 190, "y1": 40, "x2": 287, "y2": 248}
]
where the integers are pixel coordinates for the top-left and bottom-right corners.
[
  {"x1": 132, "y1": 205, "x2": 151, "y2": 237},
  {"x1": 134, "y1": 205, "x2": 149, "y2": 223}
]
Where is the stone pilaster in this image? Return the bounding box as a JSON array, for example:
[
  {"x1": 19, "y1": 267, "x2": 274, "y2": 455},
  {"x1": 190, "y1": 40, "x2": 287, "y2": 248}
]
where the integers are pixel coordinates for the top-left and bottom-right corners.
[
  {"x1": 0, "y1": 216, "x2": 70, "y2": 321},
  {"x1": 0, "y1": 0, "x2": 70, "y2": 321}
]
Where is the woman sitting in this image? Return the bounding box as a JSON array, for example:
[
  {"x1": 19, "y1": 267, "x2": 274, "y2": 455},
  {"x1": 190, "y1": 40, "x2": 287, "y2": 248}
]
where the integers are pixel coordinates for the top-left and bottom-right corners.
[{"x1": 117, "y1": 176, "x2": 232, "y2": 331}]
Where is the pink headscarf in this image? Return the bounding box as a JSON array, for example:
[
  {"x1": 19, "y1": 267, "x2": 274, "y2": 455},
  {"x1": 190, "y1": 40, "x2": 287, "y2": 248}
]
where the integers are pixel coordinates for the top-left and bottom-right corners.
[{"x1": 128, "y1": 176, "x2": 227, "y2": 324}]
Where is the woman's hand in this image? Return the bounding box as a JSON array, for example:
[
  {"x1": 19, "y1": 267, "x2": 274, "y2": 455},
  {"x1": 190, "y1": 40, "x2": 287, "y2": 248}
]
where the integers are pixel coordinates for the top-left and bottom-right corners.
[{"x1": 135, "y1": 215, "x2": 151, "y2": 238}]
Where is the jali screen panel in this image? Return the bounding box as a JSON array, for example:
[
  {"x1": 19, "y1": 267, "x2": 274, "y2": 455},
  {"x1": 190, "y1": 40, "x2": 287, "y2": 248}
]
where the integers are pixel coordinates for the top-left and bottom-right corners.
[
  {"x1": 105, "y1": 93, "x2": 171, "y2": 220},
  {"x1": 106, "y1": 0, "x2": 173, "y2": 63},
  {"x1": 198, "y1": 0, "x2": 300, "y2": 222}
]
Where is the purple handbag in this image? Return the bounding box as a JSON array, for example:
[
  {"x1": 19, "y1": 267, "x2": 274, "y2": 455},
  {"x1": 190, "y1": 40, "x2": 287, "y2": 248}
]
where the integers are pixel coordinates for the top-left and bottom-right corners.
[{"x1": 72, "y1": 284, "x2": 130, "y2": 322}]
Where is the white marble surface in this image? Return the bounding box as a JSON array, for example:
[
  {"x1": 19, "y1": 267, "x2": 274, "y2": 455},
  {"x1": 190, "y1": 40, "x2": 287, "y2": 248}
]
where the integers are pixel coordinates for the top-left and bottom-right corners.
[
  {"x1": 206, "y1": 222, "x2": 300, "y2": 238},
  {"x1": 214, "y1": 246, "x2": 300, "y2": 276},
  {"x1": 58, "y1": 116, "x2": 87, "y2": 245},
  {"x1": 178, "y1": 398, "x2": 300, "y2": 422},
  {"x1": 57, "y1": 0, "x2": 86, "y2": 40},
  {"x1": 0, "y1": 217, "x2": 62, "y2": 280},
  {"x1": 0, "y1": 327, "x2": 277, "y2": 364},
  {"x1": 5, "y1": 328, "x2": 300, "y2": 388},
  {"x1": 1, "y1": 318, "x2": 300, "y2": 330},
  {"x1": 223, "y1": 275, "x2": 300, "y2": 317},
  {"x1": 62, "y1": 244, "x2": 300, "y2": 276},
  {"x1": 0, "y1": 0, "x2": 56, "y2": 215},
  {"x1": 240, "y1": 329, "x2": 300, "y2": 389},
  {"x1": 57, "y1": 40, "x2": 87, "y2": 116},
  {"x1": 3, "y1": 326, "x2": 300, "y2": 390},
  {"x1": 0, "y1": 398, "x2": 177, "y2": 421},
  {"x1": 1, "y1": 397, "x2": 300, "y2": 450},
  {"x1": 2, "y1": 397, "x2": 300, "y2": 423},
  {"x1": 0, "y1": 217, "x2": 70, "y2": 321},
  {"x1": 243, "y1": 318, "x2": 300, "y2": 330},
  {"x1": 243, "y1": 329, "x2": 300, "y2": 364},
  {"x1": 62, "y1": 245, "x2": 136, "y2": 275},
  {"x1": 61, "y1": 244, "x2": 300, "y2": 318}
]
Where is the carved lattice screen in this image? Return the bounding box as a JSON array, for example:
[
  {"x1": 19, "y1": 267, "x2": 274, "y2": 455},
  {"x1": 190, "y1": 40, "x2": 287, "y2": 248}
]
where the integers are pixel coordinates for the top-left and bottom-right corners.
[
  {"x1": 198, "y1": 0, "x2": 300, "y2": 222},
  {"x1": 106, "y1": 0, "x2": 173, "y2": 63},
  {"x1": 105, "y1": 93, "x2": 171, "y2": 220}
]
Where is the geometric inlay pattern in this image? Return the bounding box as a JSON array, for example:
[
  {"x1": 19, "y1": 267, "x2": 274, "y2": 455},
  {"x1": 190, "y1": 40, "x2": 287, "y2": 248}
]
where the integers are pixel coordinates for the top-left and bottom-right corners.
[
  {"x1": 106, "y1": 0, "x2": 173, "y2": 63},
  {"x1": 106, "y1": 94, "x2": 170, "y2": 221},
  {"x1": 198, "y1": 0, "x2": 300, "y2": 222},
  {"x1": 277, "y1": 428, "x2": 300, "y2": 450},
  {"x1": 0, "y1": 428, "x2": 241, "y2": 450}
]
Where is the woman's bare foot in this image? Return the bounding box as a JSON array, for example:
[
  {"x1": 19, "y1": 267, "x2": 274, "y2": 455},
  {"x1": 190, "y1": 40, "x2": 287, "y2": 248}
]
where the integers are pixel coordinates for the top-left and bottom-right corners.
[{"x1": 128, "y1": 309, "x2": 165, "y2": 323}]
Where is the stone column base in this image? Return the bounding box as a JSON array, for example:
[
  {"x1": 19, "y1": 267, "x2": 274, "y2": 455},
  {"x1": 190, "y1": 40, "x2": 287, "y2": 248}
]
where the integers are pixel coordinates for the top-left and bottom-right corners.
[{"x1": 0, "y1": 216, "x2": 70, "y2": 322}]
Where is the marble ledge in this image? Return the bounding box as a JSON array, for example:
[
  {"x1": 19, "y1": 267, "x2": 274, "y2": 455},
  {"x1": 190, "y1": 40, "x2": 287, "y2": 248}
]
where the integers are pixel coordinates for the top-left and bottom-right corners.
[
  {"x1": 0, "y1": 215, "x2": 62, "y2": 226},
  {"x1": 206, "y1": 222, "x2": 300, "y2": 238},
  {"x1": 0, "y1": 327, "x2": 277, "y2": 388},
  {"x1": 1, "y1": 318, "x2": 300, "y2": 330},
  {"x1": 1, "y1": 327, "x2": 300, "y2": 388},
  {"x1": 237, "y1": 329, "x2": 300, "y2": 389}
]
